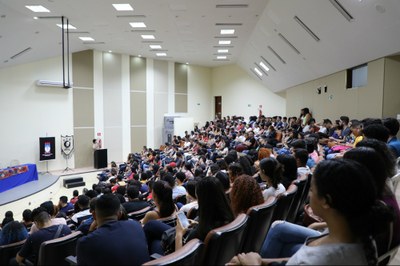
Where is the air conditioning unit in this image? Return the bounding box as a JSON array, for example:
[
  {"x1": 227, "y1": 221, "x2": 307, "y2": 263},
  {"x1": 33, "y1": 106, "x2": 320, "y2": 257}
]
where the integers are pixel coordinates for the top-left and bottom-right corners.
[{"x1": 36, "y1": 80, "x2": 72, "y2": 88}]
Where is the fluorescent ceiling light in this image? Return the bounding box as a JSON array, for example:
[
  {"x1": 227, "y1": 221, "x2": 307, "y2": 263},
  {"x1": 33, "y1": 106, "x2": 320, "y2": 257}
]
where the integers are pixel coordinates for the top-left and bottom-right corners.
[
  {"x1": 254, "y1": 67, "x2": 263, "y2": 76},
  {"x1": 112, "y1": 4, "x2": 133, "y2": 11},
  {"x1": 219, "y1": 40, "x2": 231, "y2": 45},
  {"x1": 26, "y1": 5, "x2": 50, "y2": 12},
  {"x1": 217, "y1": 56, "x2": 227, "y2": 59},
  {"x1": 79, "y1": 37, "x2": 95, "y2": 41},
  {"x1": 259, "y1": 62, "x2": 270, "y2": 72},
  {"x1": 149, "y1": 45, "x2": 162, "y2": 49},
  {"x1": 56, "y1": 24, "x2": 77, "y2": 30},
  {"x1": 218, "y1": 49, "x2": 229, "y2": 53},
  {"x1": 141, "y1": 35, "x2": 155, "y2": 39},
  {"x1": 220, "y1": 29, "x2": 235, "y2": 35},
  {"x1": 156, "y1": 53, "x2": 167, "y2": 56},
  {"x1": 130, "y1": 22, "x2": 146, "y2": 28}
]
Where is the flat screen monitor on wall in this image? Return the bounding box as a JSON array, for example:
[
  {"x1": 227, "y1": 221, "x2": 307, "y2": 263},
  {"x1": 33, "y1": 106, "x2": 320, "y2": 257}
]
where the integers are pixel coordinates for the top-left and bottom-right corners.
[{"x1": 39, "y1": 137, "x2": 56, "y2": 161}]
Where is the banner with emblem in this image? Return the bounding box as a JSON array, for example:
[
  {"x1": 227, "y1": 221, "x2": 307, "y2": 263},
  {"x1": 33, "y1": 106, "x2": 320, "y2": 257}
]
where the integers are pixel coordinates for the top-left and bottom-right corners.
[{"x1": 61, "y1": 135, "x2": 74, "y2": 157}]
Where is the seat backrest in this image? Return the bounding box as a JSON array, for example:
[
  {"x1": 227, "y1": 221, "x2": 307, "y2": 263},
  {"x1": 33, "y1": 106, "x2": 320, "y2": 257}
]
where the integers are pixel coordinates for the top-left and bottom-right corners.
[
  {"x1": 157, "y1": 214, "x2": 177, "y2": 227},
  {"x1": 270, "y1": 184, "x2": 298, "y2": 225},
  {"x1": 201, "y1": 213, "x2": 248, "y2": 265},
  {"x1": 241, "y1": 197, "x2": 277, "y2": 253},
  {"x1": 391, "y1": 172, "x2": 400, "y2": 193},
  {"x1": 143, "y1": 239, "x2": 204, "y2": 266},
  {"x1": 37, "y1": 231, "x2": 82, "y2": 266},
  {"x1": 174, "y1": 195, "x2": 187, "y2": 205},
  {"x1": 0, "y1": 239, "x2": 26, "y2": 266},
  {"x1": 299, "y1": 174, "x2": 312, "y2": 207},
  {"x1": 286, "y1": 177, "x2": 308, "y2": 223},
  {"x1": 128, "y1": 206, "x2": 153, "y2": 221}
]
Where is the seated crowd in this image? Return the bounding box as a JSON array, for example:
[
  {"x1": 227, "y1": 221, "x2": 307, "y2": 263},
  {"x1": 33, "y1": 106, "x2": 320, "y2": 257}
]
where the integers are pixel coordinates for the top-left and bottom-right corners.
[{"x1": 1, "y1": 109, "x2": 400, "y2": 265}]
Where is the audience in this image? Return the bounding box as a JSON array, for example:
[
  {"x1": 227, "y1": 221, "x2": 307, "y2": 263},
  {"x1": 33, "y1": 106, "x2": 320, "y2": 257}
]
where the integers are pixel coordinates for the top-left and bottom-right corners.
[
  {"x1": 259, "y1": 158, "x2": 286, "y2": 201},
  {"x1": 0, "y1": 221, "x2": 28, "y2": 245},
  {"x1": 230, "y1": 174, "x2": 264, "y2": 217}
]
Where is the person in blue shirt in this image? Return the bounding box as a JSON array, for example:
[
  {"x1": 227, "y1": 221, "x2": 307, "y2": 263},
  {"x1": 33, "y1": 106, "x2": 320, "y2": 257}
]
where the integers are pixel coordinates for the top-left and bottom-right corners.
[
  {"x1": 0, "y1": 221, "x2": 28, "y2": 245},
  {"x1": 383, "y1": 117, "x2": 400, "y2": 158},
  {"x1": 58, "y1": 196, "x2": 74, "y2": 216},
  {"x1": 76, "y1": 193, "x2": 150, "y2": 265}
]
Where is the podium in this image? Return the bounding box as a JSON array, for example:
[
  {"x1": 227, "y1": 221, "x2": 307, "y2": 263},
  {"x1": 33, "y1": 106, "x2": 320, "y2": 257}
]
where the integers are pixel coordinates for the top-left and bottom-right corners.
[{"x1": 94, "y1": 149, "x2": 108, "y2": 169}]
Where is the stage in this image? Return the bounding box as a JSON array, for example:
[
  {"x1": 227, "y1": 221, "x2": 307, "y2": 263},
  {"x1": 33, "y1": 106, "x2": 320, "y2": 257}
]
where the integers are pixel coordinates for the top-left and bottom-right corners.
[{"x1": 0, "y1": 166, "x2": 107, "y2": 206}]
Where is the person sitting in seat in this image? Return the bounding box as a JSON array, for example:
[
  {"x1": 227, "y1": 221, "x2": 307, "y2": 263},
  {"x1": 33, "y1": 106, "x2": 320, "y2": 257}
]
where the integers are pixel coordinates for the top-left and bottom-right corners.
[
  {"x1": 259, "y1": 158, "x2": 286, "y2": 201},
  {"x1": 76, "y1": 194, "x2": 150, "y2": 265},
  {"x1": 15, "y1": 207, "x2": 71, "y2": 265},
  {"x1": 122, "y1": 186, "x2": 151, "y2": 213}
]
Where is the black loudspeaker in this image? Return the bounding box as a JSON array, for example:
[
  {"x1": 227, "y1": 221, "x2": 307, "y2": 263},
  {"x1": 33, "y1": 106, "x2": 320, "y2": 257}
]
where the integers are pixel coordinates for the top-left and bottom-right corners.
[{"x1": 94, "y1": 149, "x2": 108, "y2": 169}]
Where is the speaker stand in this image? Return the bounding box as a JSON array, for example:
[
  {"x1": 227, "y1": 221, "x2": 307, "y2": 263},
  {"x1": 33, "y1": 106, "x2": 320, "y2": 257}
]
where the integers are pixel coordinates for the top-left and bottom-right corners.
[{"x1": 63, "y1": 156, "x2": 73, "y2": 172}]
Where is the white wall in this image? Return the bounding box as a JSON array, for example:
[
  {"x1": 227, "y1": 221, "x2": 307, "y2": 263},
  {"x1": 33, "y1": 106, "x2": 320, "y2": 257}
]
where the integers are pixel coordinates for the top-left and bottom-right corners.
[
  {"x1": 211, "y1": 64, "x2": 286, "y2": 119},
  {"x1": 0, "y1": 56, "x2": 74, "y2": 171},
  {"x1": 188, "y1": 65, "x2": 213, "y2": 127}
]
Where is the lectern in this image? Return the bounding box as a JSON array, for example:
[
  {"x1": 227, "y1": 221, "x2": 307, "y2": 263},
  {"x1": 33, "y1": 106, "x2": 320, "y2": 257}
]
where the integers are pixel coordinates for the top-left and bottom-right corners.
[{"x1": 94, "y1": 149, "x2": 107, "y2": 169}]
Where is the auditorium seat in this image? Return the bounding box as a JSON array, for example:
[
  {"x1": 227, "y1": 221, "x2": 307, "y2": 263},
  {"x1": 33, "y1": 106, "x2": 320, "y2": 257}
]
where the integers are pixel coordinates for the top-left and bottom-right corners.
[
  {"x1": 270, "y1": 184, "x2": 298, "y2": 226},
  {"x1": 143, "y1": 239, "x2": 204, "y2": 266},
  {"x1": 201, "y1": 213, "x2": 248, "y2": 265},
  {"x1": 0, "y1": 239, "x2": 26, "y2": 266},
  {"x1": 241, "y1": 197, "x2": 277, "y2": 253},
  {"x1": 286, "y1": 176, "x2": 308, "y2": 223},
  {"x1": 127, "y1": 206, "x2": 153, "y2": 221},
  {"x1": 37, "y1": 231, "x2": 82, "y2": 265},
  {"x1": 157, "y1": 214, "x2": 177, "y2": 227}
]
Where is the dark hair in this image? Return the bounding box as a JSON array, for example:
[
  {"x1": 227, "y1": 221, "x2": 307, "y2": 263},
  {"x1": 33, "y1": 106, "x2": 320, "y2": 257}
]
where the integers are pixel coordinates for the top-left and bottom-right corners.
[
  {"x1": 175, "y1": 172, "x2": 186, "y2": 183},
  {"x1": 361, "y1": 118, "x2": 382, "y2": 128},
  {"x1": 95, "y1": 194, "x2": 121, "y2": 218},
  {"x1": 238, "y1": 156, "x2": 254, "y2": 176},
  {"x1": 40, "y1": 201, "x2": 55, "y2": 216},
  {"x1": 294, "y1": 148, "x2": 309, "y2": 167},
  {"x1": 77, "y1": 195, "x2": 90, "y2": 208},
  {"x1": 228, "y1": 163, "x2": 243, "y2": 182},
  {"x1": 259, "y1": 157, "x2": 283, "y2": 189},
  {"x1": 215, "y1": 171, "x2": 231, "y2": 191},
  {"x1": 22, "y1": 209, "x2": 32, "y2": 222},
  {"x1": 290, "y1": 139, "x2": 306, "y2": 149},
  {"x1": 73, "y1": 190, "x2": 79, "y2": 197},
  {"x1": 85, "y1": 189, "x2": 98, "y2": 199},
  {"x1": 313, "y1": 159, "x2": 393, "y2": 265},
  {"x1": 31, "y1": 207, "x2": 51, "y2": 224},
  {"x1": 185, "y1": 181, "x2": 197, "y2": 199},
  {"x1": 356, "y1": 139, "x2": 396, "y2": 177},
  {"x1": 59, "y1": 196, "x2": 68, "y2": 204},
  {"x1": 162, "y1": 173, "x2": 175, "y2": 188},
  {"x1": 116, "y1": 186, "x2": 126, "y2": 196},
  {"x1": 343, "y1": 147, "x2": 389, "y2": 198},
  {"x1": 152, "y1": 180, "x2": 175, "y2": 218},
  {"x1": 340, "y1": 116, "x2": 350, "y2": 124},
  {"x1": 383, "y1": 117, "x2": 400, "y2": 136},
  {"x1": 209, "y1": 163, "x2": 220, "y2": 175},
  {"x1": 216, "y1": 159, "x2": 228, "y2": 171},
  {"x1": 230, "y1": 175, "x2": 264, "y2": 217},
  {"x1": 196, "y1": 176, "x2": 234, "y2": 240},
  {"x1": 126, "y1": 186, "x2": 140, "y2": 199},
  {"x1": 362, "y1": 124, "x2": 390, "y2": 142},
  {"x1": 276, "y1": 154, "x2": 298, "y2": 186}
]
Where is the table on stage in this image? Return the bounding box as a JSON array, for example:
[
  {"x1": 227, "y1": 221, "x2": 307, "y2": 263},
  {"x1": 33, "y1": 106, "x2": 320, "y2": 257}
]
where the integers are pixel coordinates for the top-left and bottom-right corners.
[{"x1": 0, "y1": 164, "x2": 39, "y2": 193}]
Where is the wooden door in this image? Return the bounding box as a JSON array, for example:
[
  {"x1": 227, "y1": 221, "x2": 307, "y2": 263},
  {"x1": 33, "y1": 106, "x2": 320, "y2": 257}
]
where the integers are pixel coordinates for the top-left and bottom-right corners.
[{"x1": 215, "y1": 96, "x2": 222, "y2": 119}]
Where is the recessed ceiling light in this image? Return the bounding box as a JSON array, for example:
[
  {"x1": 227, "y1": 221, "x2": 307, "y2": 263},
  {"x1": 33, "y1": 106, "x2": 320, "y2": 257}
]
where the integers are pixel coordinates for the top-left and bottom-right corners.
[
  {"x1": 33, "y1": 17, "x2": 38, "y2": 20},
  {"x1": 141, "y1": 35, "x2": 155, "y2": 39},
  {"x1": 112, "y1": 4, "x2": 133, "y2": 11},
  {"x1": 218, "y1": 49, "x2": 229, "y2": 53},
  {"x1": 26, "y1": 5, "x2": 50, "y2": 12},
  {"x1": 217, "y1": 56, "x2": 227, "y2": 59},
  {"x1": 254, "y1": 67, "x2": 263, "y2": 76},
  {"x1": 219, "y1": 40, "x2": 231, "y2": 45},
  {"x1": 138, "y1": 55, "x2": 142, "y2": 57},
  {"x1": 186, "y1": 62, "x2": 189, "y2": 65},
  {"x1": 259, "y1": 62, "x2": 270, "y2": 72},
  {"x1": 220, "y1": 29, "x2": 235, "y2": 35},
  {"x1": 130, "y1": 22, "x2": 146, "y2": 28},
  {"x1": 108, "y1": 50, "x2": 112, "y2": 53},
  {"x1": 149, "y1": 45, "x2": 162, "y2": 49},
  {"x1": 56, "y1": 24, "x2": 77, "y2": 30},
  {"x1": 79, "y1": 37, "x2": 94, "y2": 41},
  {"x1": 156, "y1": 53, "x2": 167, "y2": 57}
]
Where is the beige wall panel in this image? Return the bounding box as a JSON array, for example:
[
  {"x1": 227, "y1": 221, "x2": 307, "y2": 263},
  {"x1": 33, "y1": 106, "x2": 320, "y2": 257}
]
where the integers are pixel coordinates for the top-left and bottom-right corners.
[
  {"x1": 74, "y1": 128, "x2": 94, "y2": 168},
  {"x1": 175, "y1": 63, "x2": 188, "y2": 93},
  {"x1": 72, "y1": 50, "x2": 93, "y2": 88},
  {"x1": 175, "y1": 94, "x2": 187, "y2": 113},
  {"x1": 130, "y1": 92, "x2": 147, "y2": 125},
  {"x1": 286, "y1": 59, "x2": 384, "y2": 122},
  {"x1": 154, "y1": 92, "x2": 169, "y2": 147},
  {"x1": 383, "y1": 57, "x2": 400, "y2": 118},
  {"x1": 154, "y1": 60, "x2": 168, "y2": 93},
  {"x1": 73, "y1": 89, "x2": 94, "y2": 127},
  {"x1": 131, "y1": 127, "x2": 147, "y2": 153},
  {"x1": 130, "y1": 56, "x2": 146, "y2": 91}
]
